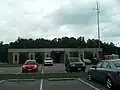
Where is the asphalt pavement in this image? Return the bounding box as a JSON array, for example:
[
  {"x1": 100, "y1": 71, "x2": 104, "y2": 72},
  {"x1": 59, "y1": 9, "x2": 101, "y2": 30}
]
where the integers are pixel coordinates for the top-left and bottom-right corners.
[
  {"x1": 0, "y1": 80, "x2": 40, "y2": 90},
  {"x1": 42, "y1": 64, "x2": 65, "y2": 73},
  {"x1": 43, "y1": 79, "x2": 98, "y2": 90},
  {"x1": 0, "y1": 78, "x2": 109, "y2": 90},
  {"x1": 0, "y1": 63, "x2": 90, "y2": 74},
  {"x1": 0, "y1": 64, "x2": 111, "y2": 90}
]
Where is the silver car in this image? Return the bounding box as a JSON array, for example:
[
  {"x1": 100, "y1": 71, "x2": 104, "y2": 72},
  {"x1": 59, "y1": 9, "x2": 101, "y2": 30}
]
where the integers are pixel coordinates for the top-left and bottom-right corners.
[
  {"x1": 88, "y1": 59, "x2": 120, "y2": 89},
  {"x1": 44, "y1": 57, "x2": 53, "y2": 66}
]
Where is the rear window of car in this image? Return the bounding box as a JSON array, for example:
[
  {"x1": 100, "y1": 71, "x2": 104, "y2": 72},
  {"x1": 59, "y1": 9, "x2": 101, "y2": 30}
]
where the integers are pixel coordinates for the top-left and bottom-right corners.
[
  {"x1": 113, "y1": 61, "x2": 120, "y2": 68},
  {"x1": 25, "y1": 61, "x2": 36, "y2": 64},
  {"x1": 45, "y1": 58, "x2": 52, "y2": 60},
  {"x1": 69, "y1": 58, "x2": 82, "y2": 62}
]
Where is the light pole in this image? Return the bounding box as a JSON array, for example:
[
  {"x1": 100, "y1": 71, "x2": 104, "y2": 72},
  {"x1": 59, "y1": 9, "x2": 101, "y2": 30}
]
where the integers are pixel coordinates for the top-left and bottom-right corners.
[
  {"x1": 115, "y1": 43, "x2": 119, "y2": 55},
  {"x1": 93, "y1": 0, "x2": 101, "y2": 58},
  {"x1": 77, "y1": 46, "x2": 80, "y2": 58}
]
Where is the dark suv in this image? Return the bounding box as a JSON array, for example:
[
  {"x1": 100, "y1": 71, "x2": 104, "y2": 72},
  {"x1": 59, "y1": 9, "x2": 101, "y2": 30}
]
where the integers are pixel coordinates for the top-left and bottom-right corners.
[{"x1": 65, "y1": 57, "x2": 86, "y2": 72}]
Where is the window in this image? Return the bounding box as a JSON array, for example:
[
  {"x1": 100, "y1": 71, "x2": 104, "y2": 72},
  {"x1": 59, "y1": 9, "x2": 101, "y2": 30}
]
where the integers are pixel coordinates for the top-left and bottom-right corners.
[
  {"x1": 102, "y1": 62, "x2": 111, "y2": 69},
  {"x1": 30, "y1": 55, "x2": 33, "y2": 60},
  {"x1": 15, "y1": 55, "x2": 17, "y2": 62},
  {"x1": 96, "y1": 62, "x2": 103, "y2": 68},
  {"x1": 113, "y1": 60, "x2": 120, "y2": 68}
]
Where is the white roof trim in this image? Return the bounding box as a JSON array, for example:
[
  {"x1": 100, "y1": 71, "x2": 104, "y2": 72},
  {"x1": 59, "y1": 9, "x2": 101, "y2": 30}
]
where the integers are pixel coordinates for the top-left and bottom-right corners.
[{"x1": 8, "y1": 48, "x2": 102, "y2": 52}]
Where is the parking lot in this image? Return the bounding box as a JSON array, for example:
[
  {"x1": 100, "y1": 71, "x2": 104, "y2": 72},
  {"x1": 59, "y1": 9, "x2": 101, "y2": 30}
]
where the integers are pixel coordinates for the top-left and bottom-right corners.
[
  {"x1": 0, "y1": 64, "x2": 110, "y2": 90},
  {"x1": 0, "y1": 79, "x2": 108, "y2": 90},
  {"x1": 0, "y1": 64, "x2": 65, "y2": 74},
  {"x1": 43, "y1": 64, "x2": 66, "y2": 73}
]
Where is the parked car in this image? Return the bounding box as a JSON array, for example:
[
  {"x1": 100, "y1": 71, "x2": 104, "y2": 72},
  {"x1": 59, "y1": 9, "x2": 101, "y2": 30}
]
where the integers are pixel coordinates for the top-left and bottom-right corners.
[
  {"x1": 65, "y1": 57, "x2": 86, "y2": 72},
  {"x1": 88, "y1": 59, "x2": 120, "y2": 89},
  {"x1": 21, "y1": 60, "x2": 39, "y2": 73},
  {"x1": 44, "y1": 57, "x2": 53, "y2": 66},
  {"x1": 83, "y1": 59, "x2": 91, "y2": 65}
]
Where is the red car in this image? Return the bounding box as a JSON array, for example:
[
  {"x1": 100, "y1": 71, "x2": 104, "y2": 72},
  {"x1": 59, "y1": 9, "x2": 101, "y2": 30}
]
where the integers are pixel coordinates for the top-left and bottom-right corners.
[{"x1": 22, "y1": 60, "x2": 39, "y2": 73}]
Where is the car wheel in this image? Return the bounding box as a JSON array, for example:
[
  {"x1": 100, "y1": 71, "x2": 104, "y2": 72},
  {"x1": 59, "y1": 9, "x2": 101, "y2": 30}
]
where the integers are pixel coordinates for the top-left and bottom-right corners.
[
  {"x1": 88, "y1": 73, "x2": 92, "y2": 81},
  {"x1": 69, "y1": 69, "x2": 72, "y2": 73},
  {"x1": 106, "y1": 77, "x2": 113, "y2": 89},
  {"x1": 65, "y1": 68, "x2": 68, "y2": 71},
  {"x1": 69, "y1": 68, "x2": 73, "y2": 72}
]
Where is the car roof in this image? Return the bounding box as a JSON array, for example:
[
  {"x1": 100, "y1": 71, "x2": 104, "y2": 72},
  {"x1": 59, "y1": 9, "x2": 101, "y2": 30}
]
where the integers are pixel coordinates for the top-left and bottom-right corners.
[
  {"x1": 26, "y1": 60, "x2": 36, "y2": 62},
  {"x1": 45, "y1": 57, "x2": 52, "y2": 59},
  {"x1": 69, "y1": 57, "x2": 80, "y2": 59},
  {"x1": 69, "y1": 57, "x2": 80, "y2": 58},
  {"x1": 102, "y1": 59, "x2": 120, "y2": 62}
]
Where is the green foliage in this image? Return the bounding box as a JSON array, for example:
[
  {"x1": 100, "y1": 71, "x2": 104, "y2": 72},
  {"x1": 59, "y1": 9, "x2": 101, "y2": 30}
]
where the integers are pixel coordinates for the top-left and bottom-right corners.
[
  {"x1": 0, "y1": 36, "x2": 119, "y2": 63},
  {"x1": 0, "y1": 72, "x2": 87, "y2": 80}
]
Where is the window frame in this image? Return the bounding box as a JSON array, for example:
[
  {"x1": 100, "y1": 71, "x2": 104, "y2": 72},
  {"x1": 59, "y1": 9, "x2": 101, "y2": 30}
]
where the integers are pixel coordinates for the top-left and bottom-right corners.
[{"x1": 96, "y1": 61, "x2": 103, "y2": 68}]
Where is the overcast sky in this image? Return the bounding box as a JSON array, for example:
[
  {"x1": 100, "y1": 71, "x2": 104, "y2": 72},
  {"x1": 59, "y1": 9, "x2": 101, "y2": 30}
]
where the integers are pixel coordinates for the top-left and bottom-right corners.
[{"x1": 0, "y1": 0, "x2": 120, "y2": 45}]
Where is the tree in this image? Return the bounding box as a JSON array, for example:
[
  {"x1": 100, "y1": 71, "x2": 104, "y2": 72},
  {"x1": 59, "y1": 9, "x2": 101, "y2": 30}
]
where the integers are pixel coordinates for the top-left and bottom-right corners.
[{"x1": 0, "y1": 36, "x2": 119, "y2": 63}]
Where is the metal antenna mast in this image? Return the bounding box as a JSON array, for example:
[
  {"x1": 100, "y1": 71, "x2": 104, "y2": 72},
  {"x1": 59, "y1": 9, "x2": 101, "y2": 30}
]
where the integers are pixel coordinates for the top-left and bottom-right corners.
[
  {"x1": 94, "y1": 1, "x2": 101, "y2": 58},
  {"x1": 95, "y1": 1, "x2": 100, "y2": 48}
]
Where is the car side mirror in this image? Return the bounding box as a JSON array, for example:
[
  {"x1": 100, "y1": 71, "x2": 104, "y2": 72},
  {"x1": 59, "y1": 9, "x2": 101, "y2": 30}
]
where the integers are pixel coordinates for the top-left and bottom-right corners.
[
  {"x1": 37, "y1": 63, "x2": 39, "y2": 66},
  {"x1": 92, "y1": 65, "x2": 96, "y2": 68}
]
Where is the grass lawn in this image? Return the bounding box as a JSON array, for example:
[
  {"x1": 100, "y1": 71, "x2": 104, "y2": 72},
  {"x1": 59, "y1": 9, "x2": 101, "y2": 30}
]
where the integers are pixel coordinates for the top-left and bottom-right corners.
[
  {"x1": 0, "y1": 72, "x2": 87, "y2": 80},
  {"x1": 0, "y1": 67, "x2": 20, "y2": 74}
]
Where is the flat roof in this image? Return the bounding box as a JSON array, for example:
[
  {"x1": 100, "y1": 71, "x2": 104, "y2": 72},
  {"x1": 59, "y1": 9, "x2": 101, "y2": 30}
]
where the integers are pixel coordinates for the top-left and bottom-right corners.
[{"x1": 8, "y1": 48, "x2": 102, "y2": 52}]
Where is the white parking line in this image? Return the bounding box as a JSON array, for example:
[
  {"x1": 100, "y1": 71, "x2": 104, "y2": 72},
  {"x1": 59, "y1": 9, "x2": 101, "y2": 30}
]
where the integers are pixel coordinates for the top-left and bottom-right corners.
[
  {"x1": 8, "y1": 79, "x2": 36, "y2": 82},
  {"x1": 40, "y1": 79, "x2": 43, "y2": 90},
  {"x1": 42, "y1": 69, "x2": 43, "y2": 74},
  {"x1": 0, "y1": 71, "x2": 4, "y2": 72},
  {"x1": 40, "y1": 65, "x2": 44, "y2": 90},
  {"x1": 41, "y1": 66, "x2": 44, "y2": 74},
  {"x1": 16, "y1": 71, "x2": 21, "y2": 74},
  {"x1": 0, "y1": 80, "x2": 6, "y2": 84},
  {"x1": 64, "y1": 71, "x2": 67, "y2": 73},
  {"x1": 77, "y1": 78, "x2": 100, "y2": 90}
]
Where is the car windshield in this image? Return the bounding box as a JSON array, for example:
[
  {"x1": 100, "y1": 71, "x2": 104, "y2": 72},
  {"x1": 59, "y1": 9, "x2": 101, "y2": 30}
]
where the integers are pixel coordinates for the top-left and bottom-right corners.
[
  {"x1": 69, "y1": 58, "x2": 82, "y2": 62},
  {"x1": 113, "y1": 61, "x2": 120, "y2": 68},
  {"x1": 45, "y1": 59, "x2": 52, "y2": 60},
  {"x1": 25, "y1": 61, "x2": 36, "y2": 65}
]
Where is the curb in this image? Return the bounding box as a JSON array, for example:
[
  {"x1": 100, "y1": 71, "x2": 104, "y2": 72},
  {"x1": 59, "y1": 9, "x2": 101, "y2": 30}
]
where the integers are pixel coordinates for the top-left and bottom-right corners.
[
  {"x1": 48, "y1": 78, "x2": 75, "y2": 81},
  {"x1": 7, "y1": 79, "x2": 36, "y2": 82},
  {"x1": 0, "y1": 80, "x2": 6, "y2": 84}
]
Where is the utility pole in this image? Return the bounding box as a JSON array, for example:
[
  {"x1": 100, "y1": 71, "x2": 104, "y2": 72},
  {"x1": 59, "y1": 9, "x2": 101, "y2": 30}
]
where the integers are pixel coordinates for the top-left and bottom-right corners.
[
  {"x1": 94, "y1": 1, "x2": 101, "y2": 58},
  {"x1": 115, "y1": 43, "x2": 119, "y2": 55}
]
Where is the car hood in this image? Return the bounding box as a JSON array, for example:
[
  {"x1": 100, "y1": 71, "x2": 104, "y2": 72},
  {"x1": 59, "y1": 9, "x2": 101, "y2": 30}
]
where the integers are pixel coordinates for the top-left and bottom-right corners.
[
  {"x1": 115, "y1": 68, "x2": 120, "y2": 71},
  {"x1": 23, "y1": 64, "x2": 36, "y2": 67}
]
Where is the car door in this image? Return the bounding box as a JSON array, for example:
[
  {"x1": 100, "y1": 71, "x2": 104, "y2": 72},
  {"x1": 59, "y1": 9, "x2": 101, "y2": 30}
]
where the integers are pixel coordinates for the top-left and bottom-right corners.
[
  {"x1": 91, "y1": 61, "x2": 103, "y2": 80},
  {"x1": 100, "y1": 61, "x2": 111, "y2": 82}
]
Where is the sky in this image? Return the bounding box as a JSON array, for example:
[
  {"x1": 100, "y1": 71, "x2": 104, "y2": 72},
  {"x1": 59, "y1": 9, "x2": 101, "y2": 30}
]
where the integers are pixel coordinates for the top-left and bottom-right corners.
[{"x1": 0, "y1": 0, "x2": 120, "y2": 46}]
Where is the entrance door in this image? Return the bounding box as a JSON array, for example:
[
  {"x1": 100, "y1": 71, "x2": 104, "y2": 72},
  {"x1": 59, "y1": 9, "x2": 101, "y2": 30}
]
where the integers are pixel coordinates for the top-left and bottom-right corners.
[
  {"x1": 30, "y1": 55, "x2": 33, "y2": 60},
  {"x1": 19, "y1": 52, "x2": 28, "y2": 64},
  {"x1": 51, "y1": 51, "x2": 64, "y2": 63},
  {"x1": 35, "y1": 52, "x2": 44, "y2": 64}
]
